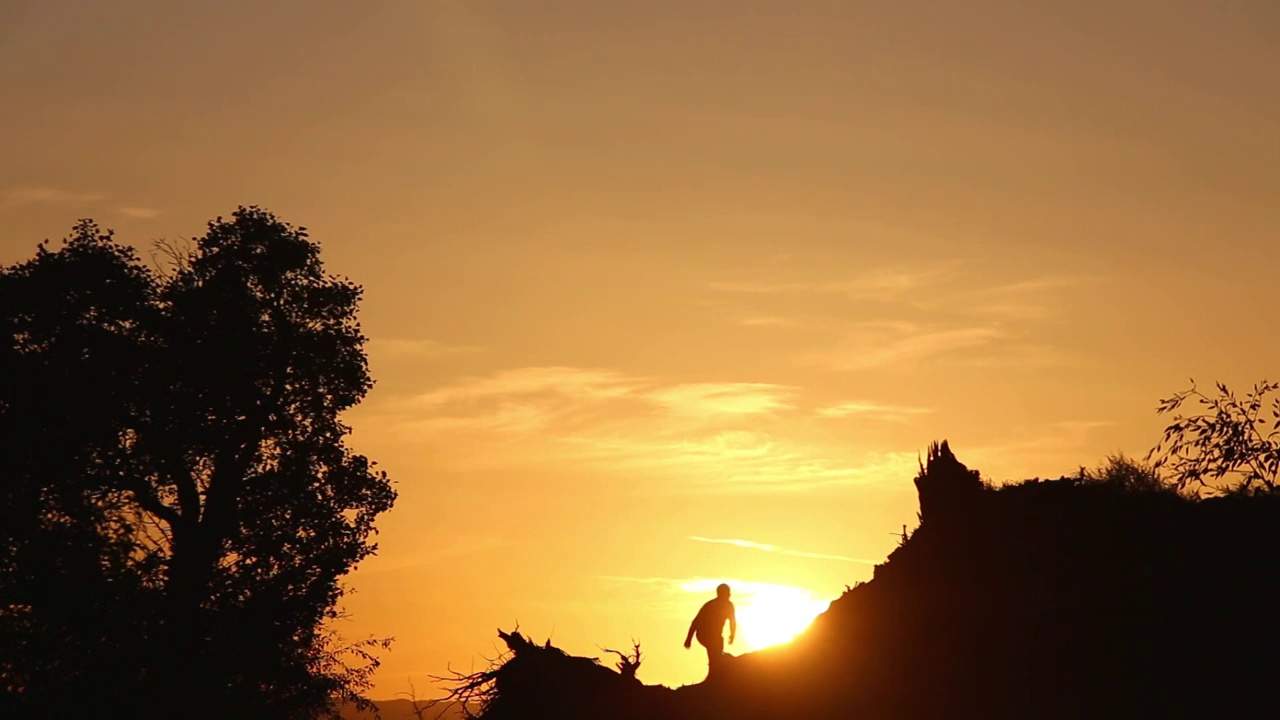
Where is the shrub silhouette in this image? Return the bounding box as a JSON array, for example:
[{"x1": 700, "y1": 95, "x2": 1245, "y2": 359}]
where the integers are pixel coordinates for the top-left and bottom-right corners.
[{"x1": 1078, "y1": 453, "x2": 1171, "y2": 495}]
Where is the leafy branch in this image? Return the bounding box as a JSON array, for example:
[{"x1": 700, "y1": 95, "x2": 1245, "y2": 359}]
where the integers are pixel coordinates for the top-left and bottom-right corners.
[{"x1": 1148, "y1": 380, "x2": 1280, "y2": 495}]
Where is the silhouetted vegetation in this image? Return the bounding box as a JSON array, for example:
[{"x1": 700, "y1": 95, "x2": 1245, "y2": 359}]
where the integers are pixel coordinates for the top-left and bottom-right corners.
[
  {"x1": 1078, "y1": 453, "x2": 1173, "y2": 495},
  {"x1": 442, "y1": 629, "x2": 670, "y2": 719},
  {"x1": 0, "y1": 209, "x2": 395, "y2": 719},
  {"x1": 6, "y1": 221, "x2": 1277, "y2": 720},
  {"x1": 1150, "y1": 380, "x2": 1280, "y2": 495},
  {"x1": 465, "y1": 437, "x2": 1280, "y2": 719}
]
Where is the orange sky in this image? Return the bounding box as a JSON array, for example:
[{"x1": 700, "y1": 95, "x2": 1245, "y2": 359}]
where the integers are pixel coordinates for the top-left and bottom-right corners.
[{"x1": 2, "y1": 0, "x2": 1278, "y2": 697}]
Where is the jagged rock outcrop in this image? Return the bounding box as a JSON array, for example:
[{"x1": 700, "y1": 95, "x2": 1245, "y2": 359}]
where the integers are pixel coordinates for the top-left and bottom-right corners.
[
  {"x1": 913, "y1": 439, "x2": 983, "y2": 524},
  {"x1": 464, "y1": 442, "x2": 1280, "y2": 719}
]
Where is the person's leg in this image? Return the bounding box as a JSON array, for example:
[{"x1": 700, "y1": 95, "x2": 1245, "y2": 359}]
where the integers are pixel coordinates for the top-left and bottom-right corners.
[{"x1": 705, "y1": 634, "x2": 724, "y2": 675}]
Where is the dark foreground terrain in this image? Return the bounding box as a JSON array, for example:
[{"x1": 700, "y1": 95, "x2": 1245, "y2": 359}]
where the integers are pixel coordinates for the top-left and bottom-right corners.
[{"x1": 459, "y1": 443, "x2": 1280, "y2": 719}]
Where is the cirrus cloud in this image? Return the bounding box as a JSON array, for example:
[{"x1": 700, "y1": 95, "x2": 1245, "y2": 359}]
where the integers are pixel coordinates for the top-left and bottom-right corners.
[{"x1": 687, "y1": 536, "x2": 879, "y2": 564}]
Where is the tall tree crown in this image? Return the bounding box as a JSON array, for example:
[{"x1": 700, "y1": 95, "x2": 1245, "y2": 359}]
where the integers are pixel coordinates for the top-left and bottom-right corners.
[{"x1": 0, "y1": 207, "x2": 395, "y2": 718}]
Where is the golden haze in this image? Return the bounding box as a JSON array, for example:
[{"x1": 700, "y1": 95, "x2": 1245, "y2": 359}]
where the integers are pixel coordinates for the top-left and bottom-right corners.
[{"x1": 1, "y1": 0, "x2": 1278, "y2": 695}]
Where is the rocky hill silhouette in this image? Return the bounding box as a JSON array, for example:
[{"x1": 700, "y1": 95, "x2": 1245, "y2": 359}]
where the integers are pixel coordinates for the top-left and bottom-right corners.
[{"x1": 455, "y1": 441, "x2": 1280, "y2": 719}]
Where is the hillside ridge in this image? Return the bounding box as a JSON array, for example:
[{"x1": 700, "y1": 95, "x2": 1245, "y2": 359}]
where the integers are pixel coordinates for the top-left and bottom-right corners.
[{"x1": 456, "y1": 442, "x2": 1280, "y2": 719}]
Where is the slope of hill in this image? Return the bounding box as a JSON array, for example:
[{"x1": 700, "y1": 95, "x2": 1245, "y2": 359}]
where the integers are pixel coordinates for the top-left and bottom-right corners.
[{"x1": 458, "y1": 442, "x2": 1280, "y2": 719}]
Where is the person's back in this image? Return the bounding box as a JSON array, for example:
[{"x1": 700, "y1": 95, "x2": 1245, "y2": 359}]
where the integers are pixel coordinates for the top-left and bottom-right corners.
[
  {"x1": 684, "y1": 584, "x2": 736, "y2": 676},
  {"x1": 692, "y1": 597, "x2": 733, "y2": 641}
]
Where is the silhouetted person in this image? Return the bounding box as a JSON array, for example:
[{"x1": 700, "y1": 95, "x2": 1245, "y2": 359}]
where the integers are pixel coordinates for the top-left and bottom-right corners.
[{"x1": 684, "y1": 583, "x2": 736, "y2": 675}]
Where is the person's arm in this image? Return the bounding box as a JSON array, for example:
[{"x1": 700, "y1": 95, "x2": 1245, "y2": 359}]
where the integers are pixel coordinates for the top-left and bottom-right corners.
[
  {"x1": 685, "y1": 605, "x2": 702, "y2": 648},
  {"x1": 728, "y1": 602, "x2": 737, "y2": 645}
]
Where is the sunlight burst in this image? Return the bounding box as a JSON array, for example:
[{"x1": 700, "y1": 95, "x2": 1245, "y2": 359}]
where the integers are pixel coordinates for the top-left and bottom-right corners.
[{"x1": 681, "y1": 579, "x2": 830, "y2": 651}]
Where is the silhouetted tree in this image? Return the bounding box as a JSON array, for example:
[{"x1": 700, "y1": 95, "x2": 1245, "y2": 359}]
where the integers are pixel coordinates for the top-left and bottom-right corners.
[
  {"x1": 1149, "y1": 380, "x2": 1280, "y2": 495},
  {"x1": 0, "y1": 208, "x2": 396, "y2": 718}
]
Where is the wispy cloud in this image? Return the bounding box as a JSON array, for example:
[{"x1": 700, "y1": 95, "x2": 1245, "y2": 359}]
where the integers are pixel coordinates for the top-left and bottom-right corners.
[
  {"x1": 361, "y1": 365, "x2": 920, "y2": 493},
  {"x1": 413, "y1": 366, "x2": 644, "y2": 407},
  {"x1": 960, "y1": 419, "x2": 1121, "y2": 482},
  {"x1": 688, "y1": 536, "x2": 878, "y2": 564},
  {"x1": 402, "y1": 370, "x2": 799, "y2": 429},
  {"x1": 116, "y1": 206, "x2": 164, "y2": 220},
  {"x1": 802, "y1": 327, "x2": 1004, "y2": 371},
  {"x1": 1, "y1": 187, "x2": 170, "y2": 222},
  {"x1": 357, "y1": 535, "x2": 507, "y2": 574},
  {"x1": 601, "y1": 575, "x2": 839, "y2": 597},
  {"x1": 424, "y1": 534, "x2": 508, "y2": 559},
  {"x1": 366, "y1": 338, "x2": 484, "y2": 361},
  {"x1": 708, "y1": 281, "x2": 807, "y2": 294},
  {"x1": 709, "y1": 266, "x2": 953, "y2": 302},
  {"x1": 711, "y1": 269, "x2": 1090, "y2": 376},
  {"x1": 948, "y1": 342, "x2": 1077, "y2": 369},
  {"x1": 735, "y1": 315, "x2": 802, "y2": 328},
  {"x1": 710, "y1": 267, "x2": 1091, "y2": 375},
  {"x1": 395, "y1": 402, "x2": 559, "y2": 434},
  {"x1": 645, "y1": 383, "x2": 796, "y2": 417},
  {"x1": 811, "y1": 266, "x2": 953, "y2": 300},
  {"x1": 966, "y1": 303, "x2": 1054, "y2": 321},
  {"x1": 600, "y1": 575, "x2": 836, "y2": 599},
  {"x1": 373, "y1": 367, "x2": 645, "y2": 436},
  {"x1": 917, "y1": 275, "x2": 1091, "y2": 320},
  {"x1": 1053, "y1": 419, "x2": 1117, "y2": 435},
  {"x1": 568, "y1": 432, "x2": 920, "y2": 493},
  {"x1": 979, "y1": 277, "x2": 1083, "y2": 296},
  {"x1": 2, "y1": 186, "x2": 108, "y2": 207},
  {"x1": 598, "y1": 574, "x2": 830, "y2": 604},
  {"x1": 815, "y1": 401, "x2": 932, "y2": 421}
]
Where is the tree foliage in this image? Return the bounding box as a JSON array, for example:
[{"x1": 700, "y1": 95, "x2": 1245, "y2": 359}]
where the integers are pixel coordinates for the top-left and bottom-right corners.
[
  {"x1": 0, "y1": 208, "x2": 396, "y2": 718},
  {"x1": 1148, "y1": 380, "x2": 1280, "y2": 495}
]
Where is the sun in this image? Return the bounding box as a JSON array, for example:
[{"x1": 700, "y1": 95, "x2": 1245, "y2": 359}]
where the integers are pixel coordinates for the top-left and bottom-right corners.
[
  {"x1": 735, "y1": 584, "x2": 830, "y2": 650},
  {"x1": 682, "y1": 579, "x2": 830, "y2": 651}
]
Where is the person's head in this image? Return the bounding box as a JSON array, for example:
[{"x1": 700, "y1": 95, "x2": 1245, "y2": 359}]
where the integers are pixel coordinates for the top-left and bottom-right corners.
[{"x1": 716, "y1": 583, "x2": 731, "y2": 600}]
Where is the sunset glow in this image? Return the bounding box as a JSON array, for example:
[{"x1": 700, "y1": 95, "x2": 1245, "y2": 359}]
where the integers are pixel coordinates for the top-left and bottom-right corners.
[
  {"x1": 680, "y1": 579, "x2": 831, "y2": 651},
  {"x1": 3, "y1": 0, "x2": 1278, "y2": 702}
]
